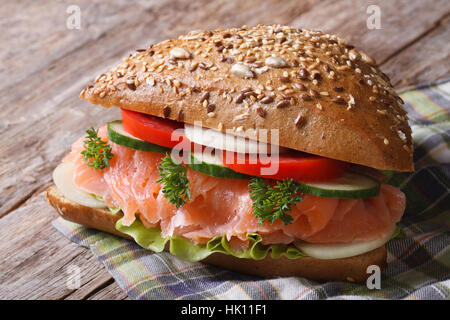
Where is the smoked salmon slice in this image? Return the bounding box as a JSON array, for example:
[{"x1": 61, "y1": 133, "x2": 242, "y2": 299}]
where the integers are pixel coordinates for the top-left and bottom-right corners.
[{"x1": 63, "y1": 126, "x2": 406, "y2": 248}]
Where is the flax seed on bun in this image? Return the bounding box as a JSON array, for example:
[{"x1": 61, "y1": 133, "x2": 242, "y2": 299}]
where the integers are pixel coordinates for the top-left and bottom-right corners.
[{"x1": 80, "y1": 24, "x2": 413, "y2": 171}]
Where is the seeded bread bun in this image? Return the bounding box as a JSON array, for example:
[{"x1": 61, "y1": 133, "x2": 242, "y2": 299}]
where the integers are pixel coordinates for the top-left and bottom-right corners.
[
  {"x1": 46, "y1": 186, "x2": 386, "y2": 282},
  {"x1": 80, "y1": 24, "x2": 413, "y2": 171}
]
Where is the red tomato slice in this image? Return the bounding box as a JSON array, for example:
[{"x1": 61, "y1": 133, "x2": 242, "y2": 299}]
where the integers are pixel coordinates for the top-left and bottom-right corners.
[
  {"x1": 223, "y1": 151, "x2": 349, "y2": 182},
  {"x1": 121, "y1": 108, "x2": 349, "y2": 181},
  {"x1": 121, "y1": 109, "x2": 185, "y2": 148}
]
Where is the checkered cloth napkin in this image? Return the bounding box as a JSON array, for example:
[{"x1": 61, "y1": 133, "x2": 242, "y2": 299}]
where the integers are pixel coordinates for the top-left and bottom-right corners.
[{"x1": 53, "y1": 79, "x2": 450, "y2": 300}]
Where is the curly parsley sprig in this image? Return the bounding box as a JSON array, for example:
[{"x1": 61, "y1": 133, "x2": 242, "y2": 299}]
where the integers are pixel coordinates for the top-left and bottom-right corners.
[
  {"x1": 81, "y1": 127, "x2": 114, "y2": 171},
  {"x1": 157, "y1": 154, "x2": 191, "y2": 208},
  {"x1": 249, "y1": 178, "x2": 304, "y2": 225}
]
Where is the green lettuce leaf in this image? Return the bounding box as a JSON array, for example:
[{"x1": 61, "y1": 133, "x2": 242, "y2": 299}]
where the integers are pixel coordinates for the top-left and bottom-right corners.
[
  {"x1": 391, "y1": 225, "x2": 406, "y2": 239},
  {"x1": 115, "y1": 218, "x2": 306, "y2": 262},
  {"x1": 115, "y1": 218, "x2": 402, "y2": 262},
  {"x1": 108, "y1": 206, "x2": 122, "y2": 214},
  {"x1": 89, "y1": 194, "x2": 121, "y2": 214}
]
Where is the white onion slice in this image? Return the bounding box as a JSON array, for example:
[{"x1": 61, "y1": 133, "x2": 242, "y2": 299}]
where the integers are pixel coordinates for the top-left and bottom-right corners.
[
  {"x1": 294, "y1": 229, "x2": 394, "y2": 260},
  {"x1": 184, "y1": 124, "x2": 287, "y2": 154},
  {"x1": 52, "y1": 162, "x2": 106, "y2": 208}
]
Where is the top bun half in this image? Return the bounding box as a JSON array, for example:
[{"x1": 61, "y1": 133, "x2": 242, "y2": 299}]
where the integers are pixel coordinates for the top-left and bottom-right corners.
[{"x1": 80, "y1": 24, "x2": 413, "y2": 171}]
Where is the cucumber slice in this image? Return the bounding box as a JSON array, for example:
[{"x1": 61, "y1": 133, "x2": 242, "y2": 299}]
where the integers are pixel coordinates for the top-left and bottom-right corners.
[
  {"x1": 295, "y1": 172, "x2": 380, "y2": 199},
  {"x1": 188, "y1": 152, "x2": 251, "y2": 179},
  {"x1": 107, "y1": 120, "x2": 171, "y2": 153},
  {"x1": 294, "y1": 227, "x2": 394, "y2": 260}
]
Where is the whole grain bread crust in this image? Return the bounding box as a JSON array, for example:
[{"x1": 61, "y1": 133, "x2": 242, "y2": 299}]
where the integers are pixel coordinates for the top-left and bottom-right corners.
[
  {"x1": 46, "y1": 186, "x2": 387, "y2": 283},
  {"x1": 81, "y1": 24, "x2": 413, "y2": 171}
]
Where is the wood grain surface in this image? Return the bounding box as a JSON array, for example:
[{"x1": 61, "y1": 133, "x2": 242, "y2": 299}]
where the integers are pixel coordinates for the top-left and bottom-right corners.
[{"x1": 0, "y1": 0, "x2": 448, "y2": 300}]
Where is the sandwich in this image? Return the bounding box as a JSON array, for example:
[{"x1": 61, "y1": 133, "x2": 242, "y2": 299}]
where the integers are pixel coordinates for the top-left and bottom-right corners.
[{"x1": 46, "y1": 25, "x2": 414, "y2": 283}]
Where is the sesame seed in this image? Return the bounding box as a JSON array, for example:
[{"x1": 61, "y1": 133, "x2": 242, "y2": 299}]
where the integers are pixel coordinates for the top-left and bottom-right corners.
[
  {"x1": 398, "y1": 130, "x2": 407, "y2": 142},
  {"x1": 284, "y1": 89, "x2": 295, "y2": 95},
  {"x1": 384, "y1": 138, "x2": 389, "y2": 145},
  {"x1": 200, "y1": 92, "x2": 209, "y2": 103},
  {"x1": 244, "y1": 91, "x2": 257, "y2": 98},
  {"x1": 189, "y1": 62, "x2": 199, "y2": 72}
]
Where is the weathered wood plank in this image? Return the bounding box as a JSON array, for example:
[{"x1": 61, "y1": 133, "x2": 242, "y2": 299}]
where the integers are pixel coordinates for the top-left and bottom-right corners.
[
  {"x1": 381, "y1": 15, "x2": 450, "y2": 87},
  {"x1": 0, "y1": 0, "x2": 317, "y2": 92},
  {"x1": 0, "y1": 192, "x2": 114, "y2": 300},
  {"x1": 63, "y1": 272, "x2": 115, "y2": 300},
  {"x1": 86, "y1": 281, "x2": 130, "y2": 300},
  {"x1": 0, "y1": 0, "x2": 187, "y2": 91}
]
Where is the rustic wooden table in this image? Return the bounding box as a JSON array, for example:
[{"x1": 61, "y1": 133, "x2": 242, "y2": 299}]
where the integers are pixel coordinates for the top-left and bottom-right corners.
[{"x1": 0, "y1": 0, "x2": 449, "y2": 300}]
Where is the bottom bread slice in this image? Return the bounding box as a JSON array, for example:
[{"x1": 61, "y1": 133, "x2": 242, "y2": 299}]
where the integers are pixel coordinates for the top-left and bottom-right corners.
[{"x1": 46, "y1": 186, "x2": 387, "y2": 283}]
